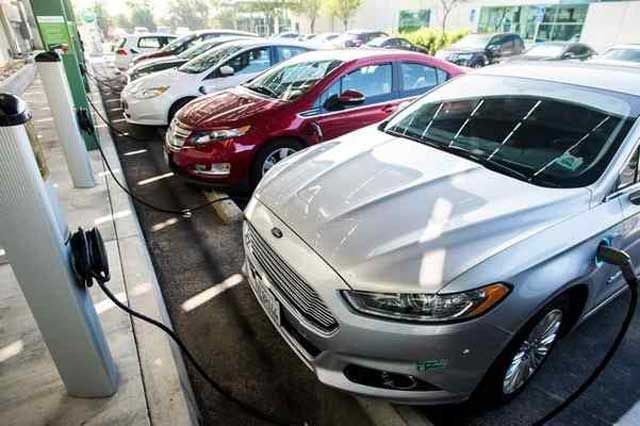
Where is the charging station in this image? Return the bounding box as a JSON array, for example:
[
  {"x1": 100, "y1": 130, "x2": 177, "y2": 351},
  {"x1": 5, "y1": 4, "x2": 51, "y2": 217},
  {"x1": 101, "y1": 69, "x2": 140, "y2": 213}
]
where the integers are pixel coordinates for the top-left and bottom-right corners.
[
  {"x1": 0, "y1": 93, "x2": 117, "y2": 397},
  {"x1": 30, "y1": 0, "x2": 98, "y2": 150}
]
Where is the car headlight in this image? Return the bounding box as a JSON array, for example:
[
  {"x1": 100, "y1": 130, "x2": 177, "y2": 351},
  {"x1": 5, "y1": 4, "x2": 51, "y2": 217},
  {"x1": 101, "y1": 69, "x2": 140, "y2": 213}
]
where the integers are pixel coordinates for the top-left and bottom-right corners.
[
  {"x1": 190, "y1": 125, "x2": 251, "y2": 145},
  {"x1": 343, "y1": 283, "x2": 510, "y2": 323},
  {"x1": 133, "y1": 85, "x2": 169, "y2": 99}
]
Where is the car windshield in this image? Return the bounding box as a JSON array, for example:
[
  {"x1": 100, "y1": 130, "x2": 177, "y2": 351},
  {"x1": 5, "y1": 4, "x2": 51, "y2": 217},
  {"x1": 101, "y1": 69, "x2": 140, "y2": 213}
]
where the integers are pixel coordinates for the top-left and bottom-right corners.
[
  {"x1": 600, "y1": 48, "x2": 640, "y2": 63},
  {"x1": 244, "y1": 59, "x2": 343, "y2": 101},
  {"x1": 367, "y1": 37, "x2": 387, "y2": 47},
  {"x1": 452, "y1": 34, "x2": 493, "y2": 49},
  {"x1": 178, "y1": 45, "x2": 245, "y2": 74},
  {"x1": 524, "y1": 44, "x2": 566, "y2": 57},
  {"x1": 383, "y1": 75, "x2": 636, "y2": 188},
  {"x1": 177, "y1": 40, "x2": 222, "y2": 60},
  {"x1": 160, "y1": 34, "x2": 191, "y2": 52}
]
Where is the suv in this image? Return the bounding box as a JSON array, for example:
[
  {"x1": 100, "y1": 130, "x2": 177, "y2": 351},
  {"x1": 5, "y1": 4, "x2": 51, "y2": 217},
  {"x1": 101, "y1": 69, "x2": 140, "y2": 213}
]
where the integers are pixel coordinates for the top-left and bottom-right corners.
[
  {"x1": 114, "y1": 33, "x2": 176, "y2": 70},
  {"x1": 436, "y1": 32, "x2": 525, "y2": 67}
]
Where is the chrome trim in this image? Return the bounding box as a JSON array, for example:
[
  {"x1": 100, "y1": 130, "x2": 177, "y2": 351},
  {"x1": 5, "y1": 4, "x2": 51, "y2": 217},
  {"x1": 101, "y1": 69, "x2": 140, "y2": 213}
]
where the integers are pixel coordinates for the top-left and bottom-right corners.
[{"x1": 297, "y1": 97, "x2": 418, "y2": 119}]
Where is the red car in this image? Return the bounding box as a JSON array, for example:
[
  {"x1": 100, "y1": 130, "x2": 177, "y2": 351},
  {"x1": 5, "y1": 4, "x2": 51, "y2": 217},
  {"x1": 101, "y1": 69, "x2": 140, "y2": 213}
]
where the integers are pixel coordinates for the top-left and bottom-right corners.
[{"x1": 165, "y1": 49, "x2": 463, "y2": 191}]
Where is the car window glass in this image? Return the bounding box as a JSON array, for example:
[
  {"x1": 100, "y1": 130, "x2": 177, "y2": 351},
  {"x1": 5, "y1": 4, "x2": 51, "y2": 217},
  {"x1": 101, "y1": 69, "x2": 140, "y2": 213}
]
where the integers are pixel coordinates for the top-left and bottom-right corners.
[
  {"x1": 618, "y1": 148, "x2": 639, "y2": 190},
  {"x1": 398, "y1": 39, "x2": 412, "y2": 48},
  {"x1": 226, "y1": 47, "x2": 271, "y2": 75},
  {"x1": 138, "y1": 37, "x2": 160, "y2": 48},
  {"x1": 436, "y1": 69, "x2": 448, "y2": 83},
  {"x1": 318, "y1": 79, "x2": 341, "y2": 110},
  {"x1": 277, "y1": 46, "x2": 307, "y2": 61},
  {"x1": 385, "y1": 93, "x2": 634, "y2": 188},
  {"x1": 400, "y1": 63, "x2": 438, "y2": 91},
  {"x1": 342, "y1": 64, "x2": 392, "y2": 98}
]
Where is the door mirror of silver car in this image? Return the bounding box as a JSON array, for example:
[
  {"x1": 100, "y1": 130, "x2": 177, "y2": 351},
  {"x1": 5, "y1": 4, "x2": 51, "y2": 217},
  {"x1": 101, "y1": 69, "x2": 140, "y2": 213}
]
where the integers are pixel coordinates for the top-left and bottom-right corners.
[
  {"x1": 628, "y1": 190, "x2": 640, "y2": 205},
  {"x1": 219, "y1": 65, "x2": 235, "y2": 76}
]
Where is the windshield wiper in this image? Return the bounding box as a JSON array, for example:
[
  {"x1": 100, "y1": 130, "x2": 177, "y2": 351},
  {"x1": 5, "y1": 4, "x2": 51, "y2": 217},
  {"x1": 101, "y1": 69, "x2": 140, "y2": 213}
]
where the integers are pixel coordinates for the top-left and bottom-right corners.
[{"x1": 248, "y1": 85, "x2": 278, "y2": 98}]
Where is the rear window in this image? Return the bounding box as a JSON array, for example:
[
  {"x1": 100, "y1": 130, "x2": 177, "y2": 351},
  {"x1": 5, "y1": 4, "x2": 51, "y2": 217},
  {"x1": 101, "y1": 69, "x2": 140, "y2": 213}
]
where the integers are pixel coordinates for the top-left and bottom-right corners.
[
  {"x1": 384, "y1": 75, "x2": 637, "y2": 188},
  {"x1": 138, "y1": 37, "x2": 161, "y2": 48}
]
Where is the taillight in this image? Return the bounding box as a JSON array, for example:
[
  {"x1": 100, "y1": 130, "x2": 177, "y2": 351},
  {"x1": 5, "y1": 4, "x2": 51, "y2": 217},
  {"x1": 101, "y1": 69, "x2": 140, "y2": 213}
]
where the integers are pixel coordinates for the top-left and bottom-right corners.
[{"x1": 116, "y1": 48, "x2": 127, "y2": 56}]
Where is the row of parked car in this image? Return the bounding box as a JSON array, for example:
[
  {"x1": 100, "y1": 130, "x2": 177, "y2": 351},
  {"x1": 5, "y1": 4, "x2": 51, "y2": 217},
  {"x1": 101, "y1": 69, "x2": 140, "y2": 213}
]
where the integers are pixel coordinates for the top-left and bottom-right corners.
[{"x1": 114, "y1": 28, "x2": 640, "y2": 408}]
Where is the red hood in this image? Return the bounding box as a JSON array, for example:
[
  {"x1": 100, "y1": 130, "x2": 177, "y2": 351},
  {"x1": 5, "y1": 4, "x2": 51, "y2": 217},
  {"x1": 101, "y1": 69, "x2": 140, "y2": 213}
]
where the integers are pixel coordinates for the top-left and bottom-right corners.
[{"x1": 177, "y1": 87, "x2": 283, "y2": 129}]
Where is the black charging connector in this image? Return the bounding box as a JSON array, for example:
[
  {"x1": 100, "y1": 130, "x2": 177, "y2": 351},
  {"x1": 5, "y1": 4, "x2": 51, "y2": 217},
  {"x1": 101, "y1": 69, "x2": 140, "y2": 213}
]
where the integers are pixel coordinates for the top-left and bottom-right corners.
[
  {"x1": 69, "y1": 227, "x2": 290, "y2": 425},
  {"x1": 534, "y1": 243, "x2": 638, "y2": 425}
]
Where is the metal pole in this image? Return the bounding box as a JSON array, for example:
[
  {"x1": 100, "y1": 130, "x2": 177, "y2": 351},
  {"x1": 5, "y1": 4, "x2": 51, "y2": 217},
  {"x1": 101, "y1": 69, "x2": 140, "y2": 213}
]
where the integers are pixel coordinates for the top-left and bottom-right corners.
[
  {"x1": 0, "y1": 93, "x2": 117, "y2": 397},
  {"x1": 36, "y1": 51, "x2": 95, "y2": 188}
]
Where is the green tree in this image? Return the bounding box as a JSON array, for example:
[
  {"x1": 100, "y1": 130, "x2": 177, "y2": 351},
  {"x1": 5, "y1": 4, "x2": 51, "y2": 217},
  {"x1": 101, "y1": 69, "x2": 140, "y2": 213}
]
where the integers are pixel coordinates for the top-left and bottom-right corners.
[
  {"x1": 128, "y1": 0, "x2": 156, "y2": 31},
  {"x1": 115, "y1": 13, "x2": 133, "y2": 32},
  {"x1": 239, "y1": 1, "x2": 298, "y2": 35},
  {"x1": 291, "y1": 0, "x2": 322, "y2": 33},
  {"x1": 325, "y1": 0, "x2": 362, "y2": 30},
  {"x1": 167, "y1": 0, "x2": 211, "y2": 30},
  {"x1": 94, "y1": 4, "x2": 112, "y2": 37}
]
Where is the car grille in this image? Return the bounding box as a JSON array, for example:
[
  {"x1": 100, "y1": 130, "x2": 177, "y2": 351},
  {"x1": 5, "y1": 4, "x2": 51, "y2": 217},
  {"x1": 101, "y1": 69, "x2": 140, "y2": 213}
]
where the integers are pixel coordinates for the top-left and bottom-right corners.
[
  {"x1": 168, "y1": 118, "x2": 192, "y2": 147},
  {"x1": 245, "y1": 222, "x2": 339, "y2": 332}
]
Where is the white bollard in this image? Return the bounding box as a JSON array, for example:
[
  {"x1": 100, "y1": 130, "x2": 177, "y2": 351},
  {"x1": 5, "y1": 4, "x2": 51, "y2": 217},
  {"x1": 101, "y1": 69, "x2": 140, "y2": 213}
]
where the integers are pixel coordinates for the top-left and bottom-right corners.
[
  {"x1": 0, "y1": 93, "x2": 117, "y2": 397},
  {"x1": 35, "y1": 51, "x2": 95, "y2": 189}
]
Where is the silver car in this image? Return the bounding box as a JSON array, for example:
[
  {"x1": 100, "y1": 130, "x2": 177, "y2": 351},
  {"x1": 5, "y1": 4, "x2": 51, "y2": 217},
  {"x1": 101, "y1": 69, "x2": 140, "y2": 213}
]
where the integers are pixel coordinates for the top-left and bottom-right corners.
[{"x1": 242, "y1": 62, "x2": 640, "y2": 405}]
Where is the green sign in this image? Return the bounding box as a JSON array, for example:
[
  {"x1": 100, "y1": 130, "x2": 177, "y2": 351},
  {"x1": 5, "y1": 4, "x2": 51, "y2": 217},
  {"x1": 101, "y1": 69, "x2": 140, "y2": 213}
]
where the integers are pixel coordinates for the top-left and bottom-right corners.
[
  {"x1": 36, "y1": 15, "x2": 70, "y2": 48},
  {"x1": 399, "y1": 9, "x2": 431, "y2": 32}
]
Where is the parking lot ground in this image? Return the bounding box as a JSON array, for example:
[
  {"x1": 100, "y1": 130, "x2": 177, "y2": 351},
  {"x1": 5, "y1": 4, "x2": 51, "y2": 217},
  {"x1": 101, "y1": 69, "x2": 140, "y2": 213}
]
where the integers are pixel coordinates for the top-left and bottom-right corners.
[
  {"x1": 95, "y1": 61, "x2": 640, "y2": 426},
  {"x1": 92, "y1": 63, "x2": 375, "y2": 426}
]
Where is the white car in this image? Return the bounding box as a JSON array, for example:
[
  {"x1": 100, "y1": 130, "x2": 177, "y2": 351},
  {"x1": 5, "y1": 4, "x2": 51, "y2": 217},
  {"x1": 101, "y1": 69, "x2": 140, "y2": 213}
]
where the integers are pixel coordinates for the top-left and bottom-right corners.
[
  {"x1": 114, "y1": 33, "x2": 176, "y2": 71},
  {"x1": 590, "y1": 44, "x2": 640, "y2": 67},
  {"x1": 121, "y1": 39, "x2": 313, "y2": 126}
]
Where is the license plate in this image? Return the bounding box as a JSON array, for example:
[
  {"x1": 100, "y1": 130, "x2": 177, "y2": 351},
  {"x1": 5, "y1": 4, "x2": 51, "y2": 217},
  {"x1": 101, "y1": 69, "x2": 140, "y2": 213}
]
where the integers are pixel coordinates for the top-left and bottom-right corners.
[{"x1": 248, "y1": 262, "x2": 281, "y2": 326}]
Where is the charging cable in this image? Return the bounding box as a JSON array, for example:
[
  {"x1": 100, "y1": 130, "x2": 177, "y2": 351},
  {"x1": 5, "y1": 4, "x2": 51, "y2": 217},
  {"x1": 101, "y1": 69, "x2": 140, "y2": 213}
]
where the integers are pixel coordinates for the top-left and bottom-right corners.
[
  {"x1": 534, "y1": 244, "x2": 638, "y2": 425},
  {"x1": 69, "y1": 227, "x2": 292, "y2": 425}
]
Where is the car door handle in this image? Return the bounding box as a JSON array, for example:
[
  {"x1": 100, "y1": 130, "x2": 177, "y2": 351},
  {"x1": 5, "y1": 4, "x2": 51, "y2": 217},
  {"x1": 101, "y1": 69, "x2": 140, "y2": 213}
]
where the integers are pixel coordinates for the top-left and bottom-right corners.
[
  {"x1": 382, "y1": 105, "x2": 397, "y2": 114},
  {"x1": 628, "y1": 190, "x2": 640, "y2": 205}
]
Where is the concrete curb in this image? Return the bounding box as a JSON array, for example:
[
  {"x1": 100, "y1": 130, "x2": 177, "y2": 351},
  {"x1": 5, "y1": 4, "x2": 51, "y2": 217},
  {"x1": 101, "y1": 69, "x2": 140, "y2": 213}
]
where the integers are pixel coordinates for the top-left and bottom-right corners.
[
  {"x1": 89, "y1": 74, "x2": 200, "y2": 426},
  {"x1": 0, "y1": 61, "x2": 37, "y2": 96},
  {"x1": 202, "y1": 189, "x2": 243, "y2": 224},
  {"x1": 357, "y1": 398, "x2": 433, "y2": 426}
]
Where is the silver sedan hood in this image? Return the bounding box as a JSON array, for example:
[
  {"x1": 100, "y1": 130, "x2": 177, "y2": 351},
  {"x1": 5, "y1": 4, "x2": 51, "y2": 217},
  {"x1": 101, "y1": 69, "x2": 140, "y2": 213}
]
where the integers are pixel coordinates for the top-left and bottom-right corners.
[{"x1": 255, "y1": 126, "x2": 592, "y2": 293}]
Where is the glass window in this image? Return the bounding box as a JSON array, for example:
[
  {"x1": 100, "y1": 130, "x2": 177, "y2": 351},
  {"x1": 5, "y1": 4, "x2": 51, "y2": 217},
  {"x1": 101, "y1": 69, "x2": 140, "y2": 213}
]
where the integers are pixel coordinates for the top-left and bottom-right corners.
[
  {"x1": 400, "y1": 63, "x2": 438, "y2": 92},
  {"x1": 245, "y1": 59, "x2": 343, "y2": 101},
  {"x1": 383, "y1": 75, "x2": 636, "y2": 188},
  {"x1": 178, "y1": 45, "x2": 244, "y2": 74},
  {"x1": 397, "y1": 39, "x2": 413, "y2": 49},
  {"x1": 319, "y1": 79, "x2": 341, "y2": 110},
  {"x1": 342, "y1": 64, "x2": 392, "y2": 98},
  {"x1": 619, "y1": 149, "x2": 639, "y2": 190},
  {"x1": 138, "y1": 37, "x2": 160, "y2": 48},
  {"x1": 225, "y1": 47, "x2": 271, "y2": 75},
  {"x1": 276, "y1": 46, "x2": 307, "y2": 61}
]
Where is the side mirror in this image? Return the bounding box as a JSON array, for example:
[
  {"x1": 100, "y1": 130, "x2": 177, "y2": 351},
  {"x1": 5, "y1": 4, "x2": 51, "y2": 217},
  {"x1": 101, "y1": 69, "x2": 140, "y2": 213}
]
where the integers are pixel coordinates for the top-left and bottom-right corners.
[
  {"x1": 199, "y1": 86, "x2": 207, "y2": 95},
  {"x1": 562, "y1": 52, "x2": 577, "y2": 59},
  {"x1": 338, "y1": 89, "x2": 365, "y2": 106},
  {"x1": 324, "y1": 89, "x2": 365, "y2": 111},
  {"x1": 219, "y1": 65, "x2": 235, "y2": 76}
]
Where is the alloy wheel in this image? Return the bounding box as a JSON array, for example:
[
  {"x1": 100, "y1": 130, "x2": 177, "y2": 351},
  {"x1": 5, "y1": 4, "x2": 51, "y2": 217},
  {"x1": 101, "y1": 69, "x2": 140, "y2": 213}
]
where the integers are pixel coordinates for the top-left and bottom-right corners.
[
  {"x1": 502, "y1": 308, "x2": 563, "y2": 395},
  {"x1": 261, "y1": 147, "x2": 297, "y2": 176}
]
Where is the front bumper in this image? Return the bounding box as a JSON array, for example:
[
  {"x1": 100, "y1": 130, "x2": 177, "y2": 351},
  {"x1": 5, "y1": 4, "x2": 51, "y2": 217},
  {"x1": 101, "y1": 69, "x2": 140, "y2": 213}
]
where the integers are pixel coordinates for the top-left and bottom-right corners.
[
  {"x1": 243, "y1": 199, "x2": 512, "y2": 404},
  {"x1": 121, "y1": 93, "x2": 171, "y2": 126}
]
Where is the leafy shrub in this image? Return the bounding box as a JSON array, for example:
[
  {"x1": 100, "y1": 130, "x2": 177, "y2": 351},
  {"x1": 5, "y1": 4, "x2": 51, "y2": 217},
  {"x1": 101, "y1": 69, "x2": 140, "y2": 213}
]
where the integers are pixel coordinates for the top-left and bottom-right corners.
[{"x1": 400, "y1": 28, "x2": 471, "y2": 54}]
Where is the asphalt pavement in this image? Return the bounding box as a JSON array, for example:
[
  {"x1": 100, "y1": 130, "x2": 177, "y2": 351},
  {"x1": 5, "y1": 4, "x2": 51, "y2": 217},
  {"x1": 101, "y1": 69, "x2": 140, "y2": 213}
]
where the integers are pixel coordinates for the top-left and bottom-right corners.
[{"x1": 94, "y1": 64, "x2": 640, "y2": 426}]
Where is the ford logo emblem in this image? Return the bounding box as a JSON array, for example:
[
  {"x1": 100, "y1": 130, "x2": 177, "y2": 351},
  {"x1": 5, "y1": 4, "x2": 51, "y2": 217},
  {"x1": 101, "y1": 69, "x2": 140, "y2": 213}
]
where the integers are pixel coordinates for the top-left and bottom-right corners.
[{"x1": 271, "y1": 227, "x2": 283, "y2": 238}]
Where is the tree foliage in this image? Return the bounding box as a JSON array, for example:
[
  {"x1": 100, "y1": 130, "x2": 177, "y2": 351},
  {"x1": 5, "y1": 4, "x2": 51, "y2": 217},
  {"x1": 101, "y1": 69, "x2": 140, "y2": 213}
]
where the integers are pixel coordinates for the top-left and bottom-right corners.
[
  {"x1": 94, "y1": 4, "x2": 112, "y2": 37},
  {"x1": 325, "y1": 0, "x2": 363, "y2": 30},
  {"x1": 128, "y1": 0, "x2": 156, "y2": 31},
  {"x1": 167, "y1": 0, "x2": 211, "y2": 30},
  {"x1": 291, "y1": 0, "x2": 322, "y2": 33},
  {"x1": 439, "y1": 0, "x2": 467, "y2": 33}
]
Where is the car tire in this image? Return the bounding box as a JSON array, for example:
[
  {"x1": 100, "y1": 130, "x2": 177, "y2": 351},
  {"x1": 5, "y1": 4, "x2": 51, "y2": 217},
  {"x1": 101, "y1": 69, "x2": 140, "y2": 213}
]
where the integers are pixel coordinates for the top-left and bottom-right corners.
[
  {"x1": 251, "y1": 139, "x2": 305, "y2": 187},
  {"x1": 167, "y1": 97, "x2": 195, "y2": 124},
  {"x1": 475, "y1": 294, "x2": 570, "y2": 405}
]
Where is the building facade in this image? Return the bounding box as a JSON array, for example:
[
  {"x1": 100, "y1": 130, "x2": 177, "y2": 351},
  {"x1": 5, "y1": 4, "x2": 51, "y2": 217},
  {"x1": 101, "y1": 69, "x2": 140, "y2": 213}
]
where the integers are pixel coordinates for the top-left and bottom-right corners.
[{"x1": 293, "y1": 0, "x2": 640, "y2": 52}]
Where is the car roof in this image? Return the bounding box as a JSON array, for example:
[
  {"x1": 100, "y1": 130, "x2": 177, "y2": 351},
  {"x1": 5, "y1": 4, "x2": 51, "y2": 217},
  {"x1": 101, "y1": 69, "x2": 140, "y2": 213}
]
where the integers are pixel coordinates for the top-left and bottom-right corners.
[
  {"x1": 127, "y1": 32, "x2": 175, "y2": 38},
  {"x1": 216, "y1": 38, "x2": 313, "y2": 49},
  {"x1": 281, "y1": 48, "x2": 433, "y2": 64},
  {"x1": 607, "y1": 44, "x2": 640, "y2": 50},
  {"x1": 475, "y1": 62, "x2": 640, "y2": 96},
  {"x1": 191, "y1": 29, "x2": 257, "y2": 37}
]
